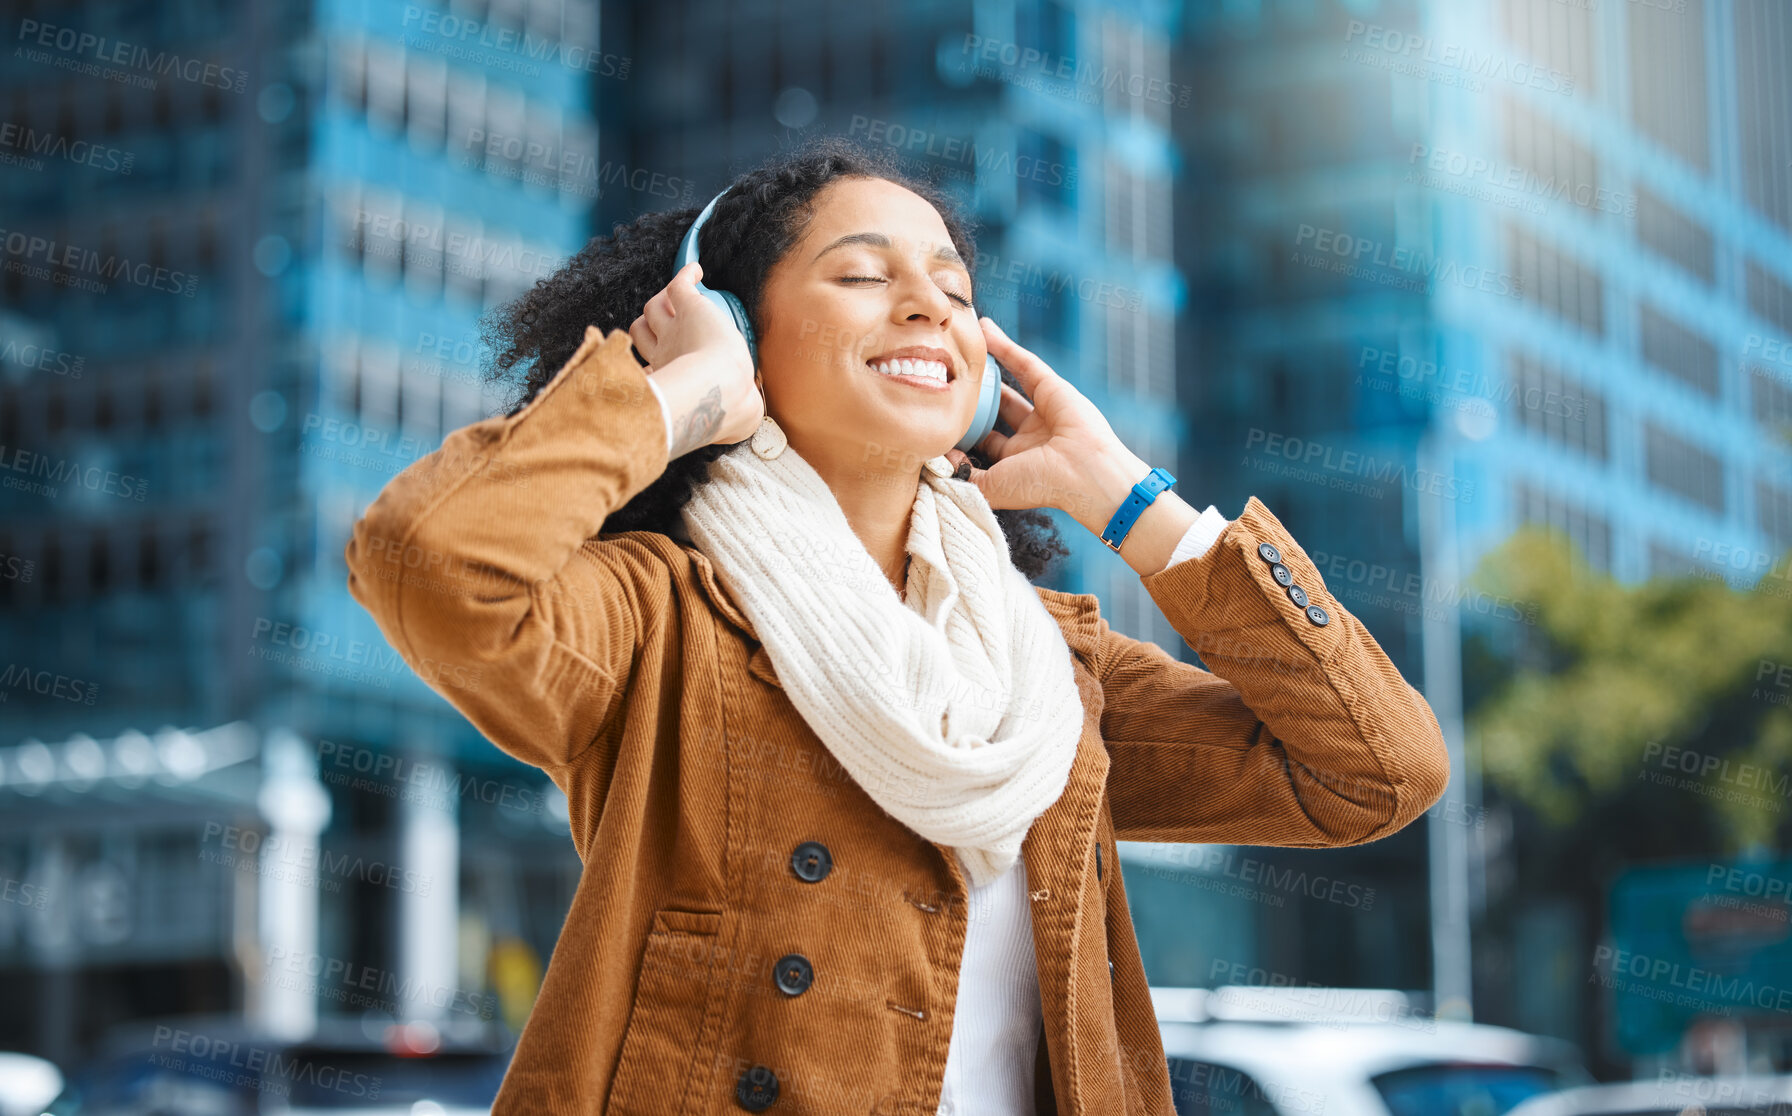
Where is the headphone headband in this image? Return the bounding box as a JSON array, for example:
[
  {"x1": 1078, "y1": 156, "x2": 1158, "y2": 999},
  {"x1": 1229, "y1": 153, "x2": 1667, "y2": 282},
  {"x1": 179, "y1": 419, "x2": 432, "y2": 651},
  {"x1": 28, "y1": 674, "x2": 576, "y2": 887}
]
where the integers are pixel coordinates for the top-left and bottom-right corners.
[
  {"x1": 675, "y1": 188, "x2": 758, "y2": 362},
  {"x1": 677, "y1": 189, "x2": 727, "y2": 271}
]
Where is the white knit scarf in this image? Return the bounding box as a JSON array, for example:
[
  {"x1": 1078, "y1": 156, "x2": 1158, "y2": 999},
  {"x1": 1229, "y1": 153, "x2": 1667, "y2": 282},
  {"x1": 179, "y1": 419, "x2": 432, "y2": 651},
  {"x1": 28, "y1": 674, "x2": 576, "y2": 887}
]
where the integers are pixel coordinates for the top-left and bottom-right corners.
[{"x1": 679, "y1": 426, "x2": 1083, "y2": 889}]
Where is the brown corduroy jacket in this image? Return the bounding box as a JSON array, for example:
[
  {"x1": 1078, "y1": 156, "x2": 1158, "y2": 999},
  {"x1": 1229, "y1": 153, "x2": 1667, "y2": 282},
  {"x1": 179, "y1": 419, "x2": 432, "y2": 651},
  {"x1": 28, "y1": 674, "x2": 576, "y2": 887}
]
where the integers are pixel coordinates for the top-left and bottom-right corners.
[{"x1": 344, "y1": 325, "x2": 1452, "y2": 1116}]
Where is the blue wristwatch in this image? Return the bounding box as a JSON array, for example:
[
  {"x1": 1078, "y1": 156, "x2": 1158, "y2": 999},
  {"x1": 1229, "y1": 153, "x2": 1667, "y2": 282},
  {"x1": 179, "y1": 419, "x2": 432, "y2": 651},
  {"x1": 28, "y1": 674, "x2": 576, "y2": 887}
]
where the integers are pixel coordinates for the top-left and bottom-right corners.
[{"x1": 1100, "y1": 466, "x2": 1176, "y2": 553}]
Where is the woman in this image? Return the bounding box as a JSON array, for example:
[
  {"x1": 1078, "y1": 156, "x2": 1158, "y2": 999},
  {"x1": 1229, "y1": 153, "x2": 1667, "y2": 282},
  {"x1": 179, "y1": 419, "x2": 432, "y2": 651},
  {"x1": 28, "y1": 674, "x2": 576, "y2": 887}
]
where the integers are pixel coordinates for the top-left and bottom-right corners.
[{"x1": 345, "y1": 137, "x2": 1450, "y2": 1116}]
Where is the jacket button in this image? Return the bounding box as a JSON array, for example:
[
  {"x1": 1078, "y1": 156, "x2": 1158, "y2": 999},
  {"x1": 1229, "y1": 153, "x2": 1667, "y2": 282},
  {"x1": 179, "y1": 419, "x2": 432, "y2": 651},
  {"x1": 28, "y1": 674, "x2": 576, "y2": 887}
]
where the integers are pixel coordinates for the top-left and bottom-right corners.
[
  {"x1": 1096, "y1": 843, "x2": 1103, "y2": 880},
  {"x1": 774, "y1": 953, "x2": 814, "y2": 996},
  {"x1": 735, "y1": 1065, "x2": 779, "y2": 1111},
  {"x1": 1286, "y1": 584, "x2": 1309, "y2": 608},
  {"x1": 1269, "y1": 562, "x2": 1293, "y2": 587},
  {"x1": 1306, "y1": 604, "x2": 1331, "y2": 626},
  {"x1": 790, "y1": 841, "x2": 832, "y2": 883},
  {"x1": 1109, "y1": 959, "x2": 1115, "y2": 981},
  {"x1": 1257, "y1": 542, "x2": 1282, "y2": 564}
]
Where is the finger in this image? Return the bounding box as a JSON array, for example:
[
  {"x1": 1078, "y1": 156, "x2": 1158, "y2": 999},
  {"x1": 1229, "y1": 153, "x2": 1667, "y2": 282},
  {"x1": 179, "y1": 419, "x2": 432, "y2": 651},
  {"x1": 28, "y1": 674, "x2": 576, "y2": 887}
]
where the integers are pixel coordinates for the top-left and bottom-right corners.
[
  {"x1": 952, "y1": 457, "x2": 997, "y2": 504},
  {"x1": 628, "y1": 315, "x2": 656, "y2": 360},
  {"x1": 644, "y1": 289, "x2": 674, "y2": 330},
  {"x1": 995, "y1": 381, "x2": 1034, "y2": 430},
  {"x1": 668, "y1": 260, "x2": 703, "y2": 303},
  {"x1": 979, "y1": 317, "x2": 1059, "y2": 396},
  {"x1": 961, "y1": 461, "x2": 1030, "y2": 511}
]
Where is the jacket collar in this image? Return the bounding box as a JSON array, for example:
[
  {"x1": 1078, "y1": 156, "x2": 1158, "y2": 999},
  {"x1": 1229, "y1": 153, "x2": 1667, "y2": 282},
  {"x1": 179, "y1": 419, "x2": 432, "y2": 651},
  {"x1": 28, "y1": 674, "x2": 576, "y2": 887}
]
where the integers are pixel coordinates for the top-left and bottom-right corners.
[{"x1": 676, "y1": 541, "x2": 1103, "y2": 687}]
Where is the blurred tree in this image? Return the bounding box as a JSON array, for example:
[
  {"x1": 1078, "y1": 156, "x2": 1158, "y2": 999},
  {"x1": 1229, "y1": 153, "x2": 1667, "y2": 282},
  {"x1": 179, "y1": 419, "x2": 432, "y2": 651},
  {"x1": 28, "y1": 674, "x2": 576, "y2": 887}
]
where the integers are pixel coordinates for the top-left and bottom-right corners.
[
  {"x1": 1462, "y1": 526, "x2": 1792, "y2": 1070},
  {"x1": 1470, "y1": 526, "x2": 1792, "y2": 854}
]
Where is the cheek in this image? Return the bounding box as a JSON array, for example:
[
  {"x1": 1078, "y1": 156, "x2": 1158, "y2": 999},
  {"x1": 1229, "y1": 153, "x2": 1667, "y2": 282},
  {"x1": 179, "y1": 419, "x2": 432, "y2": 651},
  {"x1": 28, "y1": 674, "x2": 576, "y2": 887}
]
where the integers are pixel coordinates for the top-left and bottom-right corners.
[
  {"x1": 780, "y1": 295, "x2": 881, "y2": 369},
  {"x1": 953, "y1": 326, "x2": 988, "y2": 373}
]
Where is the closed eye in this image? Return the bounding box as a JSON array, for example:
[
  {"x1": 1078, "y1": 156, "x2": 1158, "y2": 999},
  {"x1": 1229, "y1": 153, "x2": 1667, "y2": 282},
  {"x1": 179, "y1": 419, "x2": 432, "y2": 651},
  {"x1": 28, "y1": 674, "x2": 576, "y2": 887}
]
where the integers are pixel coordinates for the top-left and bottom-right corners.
[{"x1": 839, "y1": 275, "x2": 974, "y2": 308}]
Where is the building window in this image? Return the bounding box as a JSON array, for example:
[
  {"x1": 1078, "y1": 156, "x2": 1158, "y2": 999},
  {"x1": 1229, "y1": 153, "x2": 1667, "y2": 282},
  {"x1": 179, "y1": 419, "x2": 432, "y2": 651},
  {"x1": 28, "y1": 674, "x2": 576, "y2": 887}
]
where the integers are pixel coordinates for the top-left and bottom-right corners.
[
  {"x1": 1735, "y1": 0, "x2": 1792, "y2": 235},
  {"x1": 331, "y1": 33, "x2": 368, "y2": 114},
  {"x1": 1749, "y1": 365, "x2": 1792, "y2": 439},
  {"x1": 444, "y1": 215, "x2": 487, "y2": 306},
  {"x1": 1101, "y1": 14, "x2": 1170, "y2": 127},
  {"x1": 365, "y1": 37, "x2": 407, "y2": 136},
  {"x1": 483, "y1": 83, "x2": 528, "y2": 177},
  {"x1": 402, "y1": 199, "x2": 446, "y2": 302},
  {"x1": 1511, "y1": 479, "x2": 1612, "y2": 572},
  {"x1": 1497, "y1": 0, "x2": 1596, "y2": 95},
  {"x1": 137, "y1": 524, "x2": 161, "y2": 589},
  {"x1": 1628, "y1": 0, "x2": 1709, "y2": 172},
  {"x1": 188, "y1": 523, "x2": 216, "y2": 586},
  {"x1": 88, "y1": 532, "x2": 110, "y2": 596},
  {"x1": 1747, "y1": 259, "x2": 1792, "y2": 340},
  {"x1": 1106, "y1": 163, "x2": 1137, "y2": 257},
  {"x1": 1760, "y1": 477, "x2": 1792, "y2": 550},
  {"x1": 1643, "y1": 421, "x2": 1725, "y2": 514},
  {"x1": 1105, "y1": 305, "x2": 1171, "y2": 402},
  {"x1": 1106, "y1": 300, "x2": 1136, "y2": 399},
  {"x1": 1105, "y1": 162, "x2": 1171, "y2": 262},
  {"x1": 1635, "y1": 186, "x2": 1714, "y2": 285},
  {"x1": 1638, "y1": 302, "x2": 1719, "y2": 398},
  {"x1": 1509, "y1": 352, "x2": 1607, "y2": 461},
  {"x1": 1501, "y1": 95, "x2": 1602, "y2": 223},
  {"x1": 1021, "y1": 278, "x2": 1076, "y2": 353},
  {"x1": 447, "y1": 69, "x2": 487, "y2": 159},
  {"x1": 359, "y1": 342, "x2": 401, "y2": 431},
  {"x1": 1018, "y1": 0, "x2": 1076, "y2": 66},
  {"x1": 406, "y1": 54, "x2": 449, "y2": 154},
  {"x1": 1506, "y1": 223, "x2": 1604, "y2": 338},
  {"x1": 1019, "y1": 130, "x2": 1075, "y2": 211}
]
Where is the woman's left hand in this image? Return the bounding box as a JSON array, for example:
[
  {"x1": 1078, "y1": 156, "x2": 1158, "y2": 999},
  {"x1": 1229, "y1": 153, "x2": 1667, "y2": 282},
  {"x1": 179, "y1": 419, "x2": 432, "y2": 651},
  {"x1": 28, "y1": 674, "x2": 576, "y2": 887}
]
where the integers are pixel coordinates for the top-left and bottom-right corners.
[{"x1": 945, "y1": 318, "x2": 1153, "y2": 534}]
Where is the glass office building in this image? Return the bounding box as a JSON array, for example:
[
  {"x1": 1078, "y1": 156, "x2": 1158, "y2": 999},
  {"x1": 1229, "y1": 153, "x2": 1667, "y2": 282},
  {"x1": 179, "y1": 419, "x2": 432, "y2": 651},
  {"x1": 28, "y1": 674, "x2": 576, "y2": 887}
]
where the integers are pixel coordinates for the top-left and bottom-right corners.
[
  {"x1": 0, "y1": 0, "x2": 606, "y2": 1062},
  {"x1": 1164, "y1": 0, "x2": 1792, "y2": 1045}
]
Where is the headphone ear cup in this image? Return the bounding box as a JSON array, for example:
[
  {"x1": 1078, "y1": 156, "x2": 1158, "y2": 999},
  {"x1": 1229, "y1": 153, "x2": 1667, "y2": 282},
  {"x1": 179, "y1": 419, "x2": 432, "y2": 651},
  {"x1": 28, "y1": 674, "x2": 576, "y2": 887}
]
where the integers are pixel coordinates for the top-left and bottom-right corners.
[
  {"x1": 718, "y1": 290, "x2": 757, "y2": 366},
  {"x1": 955, "y1": 356, "x2": 1004, "y2": 453}
]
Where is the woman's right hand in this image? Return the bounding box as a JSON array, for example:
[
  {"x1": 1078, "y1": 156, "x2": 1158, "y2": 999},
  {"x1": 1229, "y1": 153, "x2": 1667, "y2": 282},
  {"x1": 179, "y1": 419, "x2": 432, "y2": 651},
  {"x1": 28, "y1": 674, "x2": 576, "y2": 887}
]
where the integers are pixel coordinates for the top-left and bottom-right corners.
[{"x1": 629, "y1": 261, "x2": 763, "y2": 456}]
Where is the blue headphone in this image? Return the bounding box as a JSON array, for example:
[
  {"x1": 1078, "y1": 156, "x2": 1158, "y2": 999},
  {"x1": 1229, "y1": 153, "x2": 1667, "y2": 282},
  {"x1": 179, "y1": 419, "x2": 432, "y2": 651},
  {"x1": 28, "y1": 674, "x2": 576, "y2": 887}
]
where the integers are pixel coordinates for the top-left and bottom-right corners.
[{"x1": 676, "y1": 189, "x2": 1004, "y2": 454}]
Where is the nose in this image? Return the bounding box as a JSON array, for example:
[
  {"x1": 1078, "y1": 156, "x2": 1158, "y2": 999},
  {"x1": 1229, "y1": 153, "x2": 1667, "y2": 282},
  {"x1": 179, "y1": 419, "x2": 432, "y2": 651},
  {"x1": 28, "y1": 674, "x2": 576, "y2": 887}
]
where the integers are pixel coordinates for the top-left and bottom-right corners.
[{"x1": 891, "y1": 269, "x2": 955, "y2": 330}]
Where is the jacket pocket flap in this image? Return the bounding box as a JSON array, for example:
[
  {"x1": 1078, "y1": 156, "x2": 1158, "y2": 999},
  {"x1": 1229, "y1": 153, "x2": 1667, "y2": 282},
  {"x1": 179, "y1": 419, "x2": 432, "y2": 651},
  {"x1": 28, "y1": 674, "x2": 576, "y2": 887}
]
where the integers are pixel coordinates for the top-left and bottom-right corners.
[{"x1": 653, "y1": 908, "x2": 721, "y2": 935}]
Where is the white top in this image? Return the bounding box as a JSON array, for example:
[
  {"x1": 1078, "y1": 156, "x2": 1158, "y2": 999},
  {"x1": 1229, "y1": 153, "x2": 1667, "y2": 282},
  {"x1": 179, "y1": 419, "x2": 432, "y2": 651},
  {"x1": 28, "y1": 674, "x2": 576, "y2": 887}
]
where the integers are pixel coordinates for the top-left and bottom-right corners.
[
  {"x1": 936, "y1": 508, "x2": 1230, "y2": 1116},
  {"x1": 653, "y1": 375, "x2": 1237, "y2": 1111}
]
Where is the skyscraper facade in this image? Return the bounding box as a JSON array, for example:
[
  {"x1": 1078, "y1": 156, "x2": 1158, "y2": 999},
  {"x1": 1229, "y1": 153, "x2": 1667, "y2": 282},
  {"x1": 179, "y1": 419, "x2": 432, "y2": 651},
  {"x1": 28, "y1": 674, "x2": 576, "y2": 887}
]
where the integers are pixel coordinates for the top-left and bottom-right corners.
[
  {"x1": 0, "y1": 0, "x2": 608, "y2": 1062},
  {"x1": 1167, "y1": 0, "x2": 1792, "y2": 1048}
]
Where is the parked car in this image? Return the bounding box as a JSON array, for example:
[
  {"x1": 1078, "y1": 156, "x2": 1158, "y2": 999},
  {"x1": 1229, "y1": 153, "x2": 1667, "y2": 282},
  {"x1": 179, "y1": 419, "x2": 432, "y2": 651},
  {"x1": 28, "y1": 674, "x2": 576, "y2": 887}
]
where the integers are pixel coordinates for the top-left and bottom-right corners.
[
  {"x1": 1155, "y1": 985, "x2": 1592, "y2": 1116},
  {"x1": 1506, "y1": 1074, "x2": 1792, "y2": 1114},
  {"x1": 42, "y1": 1017, "x2": 510, "y2": 1116},
  {"x1": 0, "y1": 1052, "x2": 64, "y2": 1116}
]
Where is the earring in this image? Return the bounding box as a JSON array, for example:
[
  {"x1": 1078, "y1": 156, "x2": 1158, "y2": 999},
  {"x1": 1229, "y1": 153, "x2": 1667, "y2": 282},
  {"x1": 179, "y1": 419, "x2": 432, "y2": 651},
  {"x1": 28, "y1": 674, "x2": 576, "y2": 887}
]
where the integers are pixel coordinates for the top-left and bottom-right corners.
[{"x1": 751, "y1": 415, "x2": 787, "y2": 460}]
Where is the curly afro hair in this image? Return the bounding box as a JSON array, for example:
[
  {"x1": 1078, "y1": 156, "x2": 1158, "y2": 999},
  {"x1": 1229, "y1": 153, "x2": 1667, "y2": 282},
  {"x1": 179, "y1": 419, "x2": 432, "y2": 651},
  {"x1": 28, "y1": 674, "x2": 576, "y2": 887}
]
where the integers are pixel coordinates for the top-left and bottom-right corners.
[{"x1": 478, "y1": 135, "x2": 1070, "y2": 582}]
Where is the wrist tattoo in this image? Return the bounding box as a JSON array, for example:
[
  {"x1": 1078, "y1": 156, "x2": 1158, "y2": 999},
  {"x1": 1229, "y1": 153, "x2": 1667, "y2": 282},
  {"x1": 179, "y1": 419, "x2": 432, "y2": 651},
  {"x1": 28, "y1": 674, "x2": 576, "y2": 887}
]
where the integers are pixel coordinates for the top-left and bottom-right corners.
[{"x1": 669, "y1": 385, "x2": 725, "y2": 458}]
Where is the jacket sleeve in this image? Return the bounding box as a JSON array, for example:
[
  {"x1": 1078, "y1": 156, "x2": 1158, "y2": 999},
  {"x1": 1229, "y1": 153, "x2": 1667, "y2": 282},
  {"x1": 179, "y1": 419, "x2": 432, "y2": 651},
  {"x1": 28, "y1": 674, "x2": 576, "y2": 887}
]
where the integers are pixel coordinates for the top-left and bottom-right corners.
[
  {"x1": 1098, "y1": 496, "x2": 1451, "y2": 847},
  {"x1": 344, "y1": 326, "x2": 668, "y2": 773}
]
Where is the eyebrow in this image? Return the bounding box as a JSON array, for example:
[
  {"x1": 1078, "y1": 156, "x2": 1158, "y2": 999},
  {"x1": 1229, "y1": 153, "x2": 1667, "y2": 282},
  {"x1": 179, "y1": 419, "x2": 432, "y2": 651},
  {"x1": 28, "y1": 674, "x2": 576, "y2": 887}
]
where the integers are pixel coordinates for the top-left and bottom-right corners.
[{"x1": 812, "y1": 231, "x2": 966, "y2": 269}]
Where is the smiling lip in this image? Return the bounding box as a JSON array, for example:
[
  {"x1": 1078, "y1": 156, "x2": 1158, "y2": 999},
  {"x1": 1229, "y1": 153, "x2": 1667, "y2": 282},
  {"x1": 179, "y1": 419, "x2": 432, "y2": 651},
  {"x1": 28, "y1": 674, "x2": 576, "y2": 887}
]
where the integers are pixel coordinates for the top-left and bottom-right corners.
[{"x1": 864, "y1": 346, "x2": 957, "y2": 383}]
